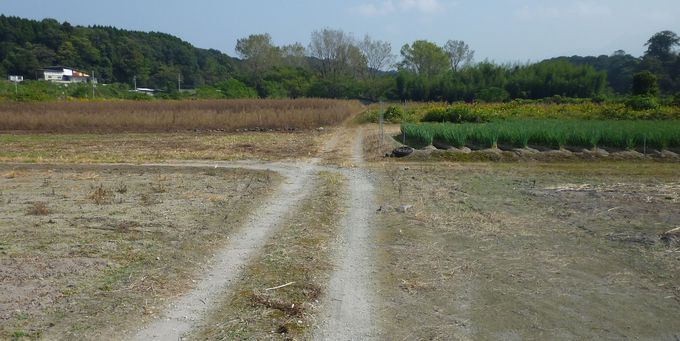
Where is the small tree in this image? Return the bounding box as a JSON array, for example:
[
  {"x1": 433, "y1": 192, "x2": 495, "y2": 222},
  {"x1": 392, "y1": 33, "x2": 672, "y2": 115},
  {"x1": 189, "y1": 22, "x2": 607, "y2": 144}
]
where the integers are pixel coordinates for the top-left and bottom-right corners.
[
  {"x1": 444, "y1": 40, "x2": 475, "y2": 72},
  {"x1": 632, "y1": 71, "x2": 659, "y2": 96},
  {"x1": 358, "y1": 35, "x2": 395, "y2": 77},
  {"x1": 235, "y1": 33, "x2": 281, "y2": 83}
]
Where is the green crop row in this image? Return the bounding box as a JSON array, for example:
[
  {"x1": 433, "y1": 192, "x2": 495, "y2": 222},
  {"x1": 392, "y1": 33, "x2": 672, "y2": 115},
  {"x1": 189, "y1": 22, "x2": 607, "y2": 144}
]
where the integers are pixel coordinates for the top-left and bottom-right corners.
[{"x1": 401, "y1": 120, "x2": 680, "y2": 150}]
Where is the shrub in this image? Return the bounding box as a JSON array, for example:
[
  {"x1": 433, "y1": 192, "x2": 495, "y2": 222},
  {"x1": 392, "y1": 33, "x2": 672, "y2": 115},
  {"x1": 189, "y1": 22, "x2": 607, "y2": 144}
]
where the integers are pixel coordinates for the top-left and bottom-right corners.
[
  {"x1": 422, "y1": 106, "x2": 489, "y2": 123},
  {"x1": 625, "y1": 96, "x2": 659, "y2": 111},
  {"x1": 359, "y1": 105, "x2": 418, "y2": 123},
  {"x1": 216, "y1": 79, "x2": 258, "y2": 99},
  {"x1": 632, "y1": 71, "x2": 659, "y2": 96},
  {"x1": 384, "y1": 106, "x2": 404, "y2": 122}
]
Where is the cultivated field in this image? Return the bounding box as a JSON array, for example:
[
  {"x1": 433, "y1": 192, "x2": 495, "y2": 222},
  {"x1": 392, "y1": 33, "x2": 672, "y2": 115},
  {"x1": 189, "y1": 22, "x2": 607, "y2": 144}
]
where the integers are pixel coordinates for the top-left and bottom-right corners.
[
  {"x1": 0, "y1": 99, "x2": 363, "y2": 132},
  {"x1": 402, "y1": 120, "x2": 680, "y2": 151}
]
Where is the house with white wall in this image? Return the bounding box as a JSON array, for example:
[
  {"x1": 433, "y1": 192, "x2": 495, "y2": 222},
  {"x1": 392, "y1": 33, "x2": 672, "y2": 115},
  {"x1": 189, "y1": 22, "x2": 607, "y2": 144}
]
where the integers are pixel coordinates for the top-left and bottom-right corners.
[{"x1": 42, "y1": 67, "x2": 90, "y2": 83}]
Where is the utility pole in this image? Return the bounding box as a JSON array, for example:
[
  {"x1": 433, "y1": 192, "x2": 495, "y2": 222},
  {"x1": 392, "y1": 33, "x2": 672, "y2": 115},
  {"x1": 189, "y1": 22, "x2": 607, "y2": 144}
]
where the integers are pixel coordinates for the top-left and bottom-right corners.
[
  {"x1": 133, "y1": 75, "x2": 137, "y2": 91},
  {"x1": 178, "y1": 73, "x2": 182, "y2": 92},
  {"x1": 91, "y1": 70, "x2": 95, "y2": 98},
  {"x1": 14, "y1": 81, "x2": 18, "y2": 95}
]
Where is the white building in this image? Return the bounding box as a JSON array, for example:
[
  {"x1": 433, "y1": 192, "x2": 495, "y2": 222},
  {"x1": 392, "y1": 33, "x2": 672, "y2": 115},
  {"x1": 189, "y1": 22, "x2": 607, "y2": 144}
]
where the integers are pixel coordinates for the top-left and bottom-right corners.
[{"x1": 42, "y1": 67, "x2": 90, "y2": 83}]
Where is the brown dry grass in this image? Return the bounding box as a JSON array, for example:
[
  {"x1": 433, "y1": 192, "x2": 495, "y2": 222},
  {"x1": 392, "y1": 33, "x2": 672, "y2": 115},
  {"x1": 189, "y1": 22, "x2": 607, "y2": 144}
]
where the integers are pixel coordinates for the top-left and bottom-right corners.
[
  {"x1": 26, "y1": 202, "x2": 50, "y2": 216},
  {"x1": 88, "y1": 184, "x2": 112, "y2": 205},
  {"x1": 0, "y1": 130, "x2": 330, "y2": 163},
  {"x1": 0, "y1": 99, "x2": 364, "y2": 133}
]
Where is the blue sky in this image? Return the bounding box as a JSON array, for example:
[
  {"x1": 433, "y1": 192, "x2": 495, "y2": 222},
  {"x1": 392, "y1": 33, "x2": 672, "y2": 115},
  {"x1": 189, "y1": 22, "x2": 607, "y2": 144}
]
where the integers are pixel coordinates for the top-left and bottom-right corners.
[{"x1": 1, "y1": 0, "x2": 679, "y2": 63}]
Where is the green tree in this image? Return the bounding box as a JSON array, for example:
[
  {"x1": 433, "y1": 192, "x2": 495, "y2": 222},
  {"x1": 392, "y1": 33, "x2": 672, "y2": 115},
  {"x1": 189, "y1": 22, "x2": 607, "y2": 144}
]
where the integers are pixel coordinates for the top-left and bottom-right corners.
[
  {"x1": 235, "y1": 33, "x2": 281, "y2": 84},
  {"x1": 632, "y1": 70, "x2": 659, "y2": 96},
  {"x1": 399, "y1": 40, "x2": 450, "y2": 79},
  {"x1": 308, "y1": 28, "x2": 366, "y2": 79},
  {"x1": 280, "y1": 42, "x2": 308, "y2": 69},
  {"x1": 645, "y1": 30, "x2": 679, "y2": 62},
  {"x1": 56, "y1": 41, "x2": 78, "y2": 66},
  {"x1": 358, "y1": 35, "x2": 394, "y2": 77}
]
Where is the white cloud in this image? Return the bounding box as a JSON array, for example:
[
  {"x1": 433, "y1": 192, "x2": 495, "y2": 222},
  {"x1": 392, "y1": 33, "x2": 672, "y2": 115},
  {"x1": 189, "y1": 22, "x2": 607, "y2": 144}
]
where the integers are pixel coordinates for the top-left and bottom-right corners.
[
  {"x1": 399, "y1": 0, "x2": 443, "y2": 14},
  {"x1": 353, "y1": 1, "x2": 396, "y2": 16},
  {"x1": 513, "y1": 2, "x2": 612, "y2": 20},
  {"x1": 574, "y1": 2, "x2": 612, "y2": 17},
  {"x1": 352, "y1": 0, "x2": 445, "y2": 16},
  {"x1": 513, "y1": 6, "x2": 560, "y2": 20}
]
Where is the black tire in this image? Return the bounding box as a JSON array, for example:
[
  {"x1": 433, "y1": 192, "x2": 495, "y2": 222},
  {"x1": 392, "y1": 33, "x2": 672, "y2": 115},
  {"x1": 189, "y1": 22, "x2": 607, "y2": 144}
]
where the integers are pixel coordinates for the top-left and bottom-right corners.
[
  {"x1": 392, "y1": 146, "x2": 414, "y2": 158},
  {"x1": 433, "y1": 141, "x2": 452, "y2": 150}
]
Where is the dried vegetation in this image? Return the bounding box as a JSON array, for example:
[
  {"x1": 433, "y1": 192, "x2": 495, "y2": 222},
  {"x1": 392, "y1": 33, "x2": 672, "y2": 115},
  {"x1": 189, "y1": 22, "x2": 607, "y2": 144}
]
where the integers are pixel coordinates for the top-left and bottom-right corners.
[{"x1": 0, "y1": 99, "x2": 363, "y2": 133}]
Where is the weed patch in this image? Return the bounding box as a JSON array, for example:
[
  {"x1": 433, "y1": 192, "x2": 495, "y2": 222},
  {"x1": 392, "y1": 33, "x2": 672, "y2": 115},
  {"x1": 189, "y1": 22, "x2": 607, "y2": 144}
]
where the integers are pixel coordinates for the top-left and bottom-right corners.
[
  {"x1": 26, "y1": 201, "x2": 50, "y2": 215},
  {"x1": 88, "y1": 184, "x2": 112, "y2": 205}
]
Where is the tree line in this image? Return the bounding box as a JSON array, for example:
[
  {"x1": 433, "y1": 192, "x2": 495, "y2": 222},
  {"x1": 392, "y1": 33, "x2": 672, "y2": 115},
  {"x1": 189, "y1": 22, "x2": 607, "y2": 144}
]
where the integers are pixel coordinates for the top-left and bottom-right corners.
[{"x1": 0, "y1": 15, "x2": 678, "y2": 102}]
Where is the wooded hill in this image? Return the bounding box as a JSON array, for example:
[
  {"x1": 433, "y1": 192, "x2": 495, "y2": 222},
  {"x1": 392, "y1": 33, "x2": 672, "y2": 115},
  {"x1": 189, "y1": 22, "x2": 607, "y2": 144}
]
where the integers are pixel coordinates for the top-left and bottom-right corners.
[
  {"x1": 0, "y1": 15, "x2": 678, "y2": 102},
  {"x1": 0, "y1": 15, "x2": 237, "y2": 88}
]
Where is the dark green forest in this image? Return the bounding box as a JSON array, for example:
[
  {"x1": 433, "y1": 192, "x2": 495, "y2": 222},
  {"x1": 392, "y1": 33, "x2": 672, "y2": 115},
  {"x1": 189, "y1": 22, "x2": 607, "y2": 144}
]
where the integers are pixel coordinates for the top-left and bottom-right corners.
[{"x1": 1, "y1": 15, "x2": 678, "y2": 102}]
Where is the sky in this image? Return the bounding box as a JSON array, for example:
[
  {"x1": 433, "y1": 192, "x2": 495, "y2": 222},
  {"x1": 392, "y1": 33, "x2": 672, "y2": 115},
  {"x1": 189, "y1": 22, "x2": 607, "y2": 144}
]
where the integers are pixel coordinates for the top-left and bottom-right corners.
[{"x1": 1, "y1": 0, "x2": 679, "y2": 63}]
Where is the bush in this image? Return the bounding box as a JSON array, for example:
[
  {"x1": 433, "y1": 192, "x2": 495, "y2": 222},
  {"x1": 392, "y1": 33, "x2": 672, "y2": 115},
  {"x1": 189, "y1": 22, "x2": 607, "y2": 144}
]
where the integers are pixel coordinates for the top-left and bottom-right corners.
[
  {"x1": 216, "y1": 79, "x2": 258, "y2": 99},
  {"x1": 632, "y1": 71, "x2": 659, "y2": 96},
  {"x1": 625, "y1": 96, "x2": 659, "y2": 111},
  {"x1": 422, "y1": 106, "x2": 489, "y2": 123},
  {"x1": 195, "y1": 86, "x2": 225, "y2": 99},
  {"x1": 384, "y1": 106, "x2": 418, "y2": 123},
  {"x1": 357, "y1": 105, "x2": 418, "y2": 124}
]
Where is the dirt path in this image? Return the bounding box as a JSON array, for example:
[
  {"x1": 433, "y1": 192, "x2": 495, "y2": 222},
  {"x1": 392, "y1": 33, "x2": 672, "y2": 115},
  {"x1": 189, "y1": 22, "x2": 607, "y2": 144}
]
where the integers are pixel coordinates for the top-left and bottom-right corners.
[
  {"x1": 131, "y1": 161, "x2": 318, "y2": 340},
  {"x1": 314, "y1": 128, "x2": 379, "y2": 340},
  {"x1": 125, "y1": 125, "x2": 379, "y2": 340}
]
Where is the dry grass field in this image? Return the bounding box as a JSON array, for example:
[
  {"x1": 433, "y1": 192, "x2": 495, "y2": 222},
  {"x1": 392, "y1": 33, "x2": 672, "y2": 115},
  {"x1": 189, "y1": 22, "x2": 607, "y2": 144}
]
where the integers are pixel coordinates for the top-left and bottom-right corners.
[
  {"x1": 0, "y1": 99, "x2": 363, "y2": 133},
  {"x1": 373, "y1": 161, "x2": 680, "y2": 340},
  {"x1": 0, "y1": 164, "x2": 279, "y2": 340},
  {"x1": 0, "y1": 130, "x2": 330, "y2": 163}
]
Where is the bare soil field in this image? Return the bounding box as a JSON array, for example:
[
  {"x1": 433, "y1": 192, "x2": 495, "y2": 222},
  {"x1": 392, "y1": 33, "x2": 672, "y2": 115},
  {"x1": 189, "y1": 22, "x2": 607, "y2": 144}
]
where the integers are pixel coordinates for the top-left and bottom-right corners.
[
  {"x1": 0, "y1": 164, "x2": 278, "y2": 340},
  {"x1": 3, "y1": 121, "x2": 680, "y2": 340},
  {"x1": 373, "y1": 161, "x2": 680, "y2": 340}
]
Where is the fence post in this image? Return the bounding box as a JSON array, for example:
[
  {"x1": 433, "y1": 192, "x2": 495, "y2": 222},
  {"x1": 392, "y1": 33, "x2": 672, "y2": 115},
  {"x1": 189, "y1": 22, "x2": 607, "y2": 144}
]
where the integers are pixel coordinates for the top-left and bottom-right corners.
[{"x1": 379, "y1": 101, "x2": 384, "y2": 154}]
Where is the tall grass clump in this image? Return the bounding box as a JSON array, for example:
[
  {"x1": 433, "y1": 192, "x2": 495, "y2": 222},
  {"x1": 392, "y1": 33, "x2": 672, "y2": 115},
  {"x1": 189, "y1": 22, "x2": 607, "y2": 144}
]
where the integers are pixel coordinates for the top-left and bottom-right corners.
[{"x1": 401, "y1": 120, "x2": 680, "y2": 151}]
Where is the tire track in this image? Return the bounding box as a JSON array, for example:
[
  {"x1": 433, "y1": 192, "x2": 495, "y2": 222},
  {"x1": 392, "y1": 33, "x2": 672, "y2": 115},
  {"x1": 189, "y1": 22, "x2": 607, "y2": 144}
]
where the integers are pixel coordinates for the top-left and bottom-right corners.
[
  {"x1": 315, "y1": 128, "x2": 378, "y2": 340},
  {"x1": 131, "y1": 161, "x2": 317, "y2": 341}
]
